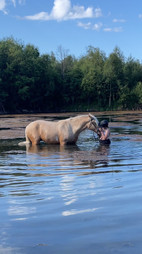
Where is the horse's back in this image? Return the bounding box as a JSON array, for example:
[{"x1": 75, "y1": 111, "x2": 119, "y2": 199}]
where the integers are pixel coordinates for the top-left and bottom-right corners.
[
  {"x1": 26, "y1": 120, "x2": 55, "y2": 130},
  {"x1": 26, "y1": 120, "x2": 43, "y2": 134},
  {"x1": 26, "y1": 120, "x2": 57, "y2": 144}
]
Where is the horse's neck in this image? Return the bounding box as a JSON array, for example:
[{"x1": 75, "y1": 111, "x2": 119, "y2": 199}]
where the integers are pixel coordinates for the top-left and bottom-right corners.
[{"x1": 70, "y1": 115, "x2": 90, "y2": 134}]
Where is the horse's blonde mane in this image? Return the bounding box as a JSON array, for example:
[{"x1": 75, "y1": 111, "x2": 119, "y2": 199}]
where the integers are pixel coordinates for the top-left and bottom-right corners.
[
  {"x1": 59, "y1": 115, "x2": 89, "y2": 123},
  {"x1": 69, "y1": 115, "x2": 89, "y2": 120},
  {"x1": 68, "y1": 115, "x2": 89, "y2": 123}
]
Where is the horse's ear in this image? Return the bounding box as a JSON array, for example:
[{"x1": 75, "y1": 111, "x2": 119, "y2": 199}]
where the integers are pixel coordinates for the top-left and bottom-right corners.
[
  {"x1": 89, "y1": 113, "x2": 99, "y2": 126},
  {"x1": 89, "y1": 113, "x2": 94, "y2": 119}
]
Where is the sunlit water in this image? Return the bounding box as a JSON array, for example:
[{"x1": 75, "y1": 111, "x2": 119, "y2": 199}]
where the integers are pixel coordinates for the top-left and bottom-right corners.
[{"x1": 0, "y1": 113, "x2": 142, "y2": 254}]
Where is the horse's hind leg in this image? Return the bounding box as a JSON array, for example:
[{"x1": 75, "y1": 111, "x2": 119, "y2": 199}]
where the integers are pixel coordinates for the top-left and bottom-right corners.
[
  {"x1": 18, "y1": 132, "x2": 31, "y2": 146},
  {"x1": 25, "y1": 133, "x2": 31, "y2": 144},
  {"x1": 26, "y1": 129, "x2": 40, "y2": 145},
  {"x1": 29, "y1": 134, "x2": 40, "y2": 145},
  {"x1": 32, "y1": 139, "x2": 40, "y2": 145}
]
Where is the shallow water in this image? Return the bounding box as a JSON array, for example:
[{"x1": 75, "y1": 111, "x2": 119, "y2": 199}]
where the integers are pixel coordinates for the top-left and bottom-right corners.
[{"x1": 0, "y1": 112, "x2": 142, "y2": 254}]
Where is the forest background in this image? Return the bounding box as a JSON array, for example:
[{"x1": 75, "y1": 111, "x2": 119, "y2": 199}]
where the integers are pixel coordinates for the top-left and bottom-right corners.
[{"x1": 0, "y1": 37, "x2": 142, "y2": 113}]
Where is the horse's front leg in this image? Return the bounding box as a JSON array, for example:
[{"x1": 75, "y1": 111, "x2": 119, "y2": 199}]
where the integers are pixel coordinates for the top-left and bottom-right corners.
[
  {"x1": 58, "y1": 125, "x2": 71, "y2": 146},
  {"x1": 59, "y1": 139, "x2": 67, "y2": 146},
  {"x1": 58, "y1": 135, "x2": 67, "y2": 146}
]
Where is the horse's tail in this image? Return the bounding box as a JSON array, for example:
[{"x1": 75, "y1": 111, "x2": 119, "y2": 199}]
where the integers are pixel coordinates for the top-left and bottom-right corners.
[
  {"x1": 18, "y1": 141, "x2": 30, "y2": 146},
  {"x1": 18, "y1": 133, "x2": 31, "y2": 146}
]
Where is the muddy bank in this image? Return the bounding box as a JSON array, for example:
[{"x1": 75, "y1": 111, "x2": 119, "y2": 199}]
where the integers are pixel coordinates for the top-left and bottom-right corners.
[{"x1": 0, "y1": 111, "x2": 142, "y2": 140}]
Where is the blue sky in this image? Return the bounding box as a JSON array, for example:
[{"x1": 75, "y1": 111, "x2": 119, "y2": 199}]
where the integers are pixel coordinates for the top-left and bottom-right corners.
[{"x1": 1, "y1": 0, "x2": 142, "y2": 60}]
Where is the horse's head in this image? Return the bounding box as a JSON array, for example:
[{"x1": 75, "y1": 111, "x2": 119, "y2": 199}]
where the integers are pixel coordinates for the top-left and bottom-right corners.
[{"x1": 87, "y1": 113, "x2": 99, "y2": 132}]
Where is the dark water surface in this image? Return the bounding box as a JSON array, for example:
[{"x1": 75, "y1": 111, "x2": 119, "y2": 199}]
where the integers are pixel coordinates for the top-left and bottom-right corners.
[{"x1": 0, "y1": 112, "x2": 142, "y2": 254}]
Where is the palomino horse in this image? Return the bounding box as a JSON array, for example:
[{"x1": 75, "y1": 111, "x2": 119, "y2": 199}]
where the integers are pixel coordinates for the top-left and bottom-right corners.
[{"x1": 19, "y1": 114, "x2": 99, "y2": 146}]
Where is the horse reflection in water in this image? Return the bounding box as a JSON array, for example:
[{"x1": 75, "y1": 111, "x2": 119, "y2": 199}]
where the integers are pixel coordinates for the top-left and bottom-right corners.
[
  {"x1": 19, "y1": 114, "x2": 99, "y2": 146},
  {"x1": 26, "y1": 141, "x2": 110, "y2": 169},
  {"x1": 26, "y1": 143, "x2": 78, "y2": 155},
  {"x1": 25, "y1": 143, "x2": 80, "y2": 172},
  {"x1": 73, "y1": 145, "x2": 110, "y2": 168}
]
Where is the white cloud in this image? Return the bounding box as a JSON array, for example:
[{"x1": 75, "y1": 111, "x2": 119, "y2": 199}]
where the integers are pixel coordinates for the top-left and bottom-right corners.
[
  {"x1": 113, "y1": 18, "x2": 126, "y2": 23},
  {"x1": 104, "y1": 27, "x2": 123, "y2": 32},
  {"x1": 0, "y1": 0, "x2": 6, "y2": 12},
  {"x1": 11, "y1": 0, "x2": 16, "y2": 7},
  {"x1": 77, "y1": 22, "x2": 91, "y2": 30},
  {"x1": 24, "y1": 0, "x2": 102, "y2": 21},
  {"x1": 0, "y1": 0, "x2": 25, "y2": 13},
  {"x1": 67, "y1": 6, "x2": 94, "y2": 20},
  {"x1": 78, "y1": 21, "x2": 102, "y2": 31},
  {"x1": 104, "y1": 28, "x2": 112, "y2": 32},
  {"x1": 25, "y1": 11, "x2": 49, "y2": 21},
  {"x1": 113, "y1": 27, "x2": 123, "y2": 32},
  {"x1": 18, "y1": 0, "x2": 25, "y2": 4},
  {"x1": 94, "y1": 8, "x2": 102, "y2": 18},
  {"x1": 93, "y1": 22, "x2": 103, "y2": 31},
  {"x1": 51, "y1": 0, "x2": 71, "y2": 20}
]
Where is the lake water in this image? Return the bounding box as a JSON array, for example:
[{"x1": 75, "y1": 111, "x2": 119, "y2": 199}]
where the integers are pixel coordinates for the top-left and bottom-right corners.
[{"x1": 0, "y1": 112, "x2": 142, "y2": 254}]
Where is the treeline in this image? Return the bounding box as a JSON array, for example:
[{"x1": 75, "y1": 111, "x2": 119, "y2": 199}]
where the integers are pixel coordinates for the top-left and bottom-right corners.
[{"x1": 0, "y1": 37, "x2": 142, "y2": 113}]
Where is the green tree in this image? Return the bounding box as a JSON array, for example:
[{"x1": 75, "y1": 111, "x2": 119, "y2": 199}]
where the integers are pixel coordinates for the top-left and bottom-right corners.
[
  {"x1": 123, "y1": 57, "x2": 142, "y2": 89},
  {"x1": 133, "y1": 82, "x2": 142, "y2": 108},
  {"x1": 0, "y1": 37, "x2": 24, "y2": 111},
  {"x1": 80, "y1": 46, "x2": 106, "y2": 108},
  {"x1": 103, "y1": 47, "x2": 124, "y2": 109}
]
